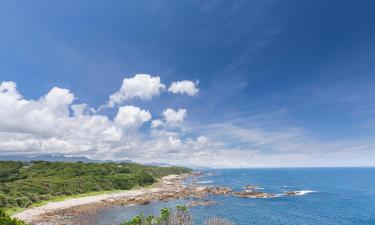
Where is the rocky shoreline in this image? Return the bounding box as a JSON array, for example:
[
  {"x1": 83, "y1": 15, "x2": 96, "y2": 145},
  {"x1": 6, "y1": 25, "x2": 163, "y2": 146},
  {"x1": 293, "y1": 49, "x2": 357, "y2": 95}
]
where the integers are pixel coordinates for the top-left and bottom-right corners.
[
  {"x1": 14, "y1": 174, "x2": 193, "y2": 224},
  {"x1": 14, "y1": 172, "x2": 312, "y2": 224}
]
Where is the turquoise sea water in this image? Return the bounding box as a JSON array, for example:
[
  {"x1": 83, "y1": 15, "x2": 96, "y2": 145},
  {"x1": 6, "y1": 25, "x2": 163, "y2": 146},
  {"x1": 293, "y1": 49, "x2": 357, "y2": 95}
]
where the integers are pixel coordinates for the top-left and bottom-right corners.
[{"x1": 94, "y1": 168, "x2": 375, "y2": 225}]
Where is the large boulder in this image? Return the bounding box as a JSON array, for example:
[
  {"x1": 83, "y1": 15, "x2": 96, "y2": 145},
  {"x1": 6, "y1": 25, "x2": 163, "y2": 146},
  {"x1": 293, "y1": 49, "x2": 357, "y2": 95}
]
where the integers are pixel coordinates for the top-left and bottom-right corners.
[{"x1": 210, "y1": 187, "x2": 233, "y2": 195}]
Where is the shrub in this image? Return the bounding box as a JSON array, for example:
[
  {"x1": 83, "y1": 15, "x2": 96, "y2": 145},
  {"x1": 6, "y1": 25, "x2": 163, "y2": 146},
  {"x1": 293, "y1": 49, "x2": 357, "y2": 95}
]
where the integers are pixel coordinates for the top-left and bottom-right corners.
[
  {"x1": 134, "y1": 172, "x2": 155, "y2": 186},
  {"x1": 14, "y1": 197, "x2": 31, "y2": 208},
  {"x1": 123, "y1": 206, "x2": 236, "y2": 225},
  {"x1": 122, "y1": 214, "x2": 154, "y2": 225},
  {"x1": 0, "y1": 208, "x2": 28, "y2": 225},
  {"x1": 122, "y1": 206, "x2": 194, "y2": 225}
]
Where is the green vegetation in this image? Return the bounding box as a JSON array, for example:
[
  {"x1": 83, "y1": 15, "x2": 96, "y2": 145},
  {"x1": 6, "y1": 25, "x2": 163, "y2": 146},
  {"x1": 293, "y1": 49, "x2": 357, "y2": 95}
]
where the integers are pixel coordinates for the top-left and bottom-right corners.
[
  {"x1": 0, "y1": 161, "x2": 190, "y2": 210},
  {"x1": 122, "y1": 206, "x2": 192, "y2": 225},
  {"x1": 0, "y1": 208, "x2": 27, "y2": 225},
  {"x1": 122, "y1": 206, "x2": 235, "y2": 225},
  {"x1": 0, "y1": 206, "x2": 234, "y2": 225}
]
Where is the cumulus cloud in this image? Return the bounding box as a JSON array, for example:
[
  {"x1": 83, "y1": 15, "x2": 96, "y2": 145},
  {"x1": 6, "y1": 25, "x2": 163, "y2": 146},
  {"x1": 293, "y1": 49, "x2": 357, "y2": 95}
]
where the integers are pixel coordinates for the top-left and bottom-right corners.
[
  {"x1": 168, "y1": 80, "x2": 199, "y2": 96},
  {"x1": 0, "y1": 80, "x2": 151, "y2": 158},
  {"x1": 2, "y1": 80, "x2": 372, "y2": 168},
  {"x1": 108, "y1": 74, "x2": 166, "y2": 107},
  {"x1": 1, "y1": 80, "x2": 238, "y2": 167},
  {"x1": 162, "y1": 108, "x2": 187, "y2": 124},
  {"x1": 115, "y1": 106, "x2": 151, "y2": 128},
  {"x1": 150, "y1": 119, "x2": 164, "y2": 129}
]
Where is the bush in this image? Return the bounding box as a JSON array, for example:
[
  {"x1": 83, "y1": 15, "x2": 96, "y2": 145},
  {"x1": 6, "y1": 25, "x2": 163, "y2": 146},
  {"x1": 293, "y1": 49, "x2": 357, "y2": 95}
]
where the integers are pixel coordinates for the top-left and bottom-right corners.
[
  {"x1": 122, "y1": 206, "x2": 236, "y2": 225},
  {"x1": 122, "y1": 206, "x2": 192, "y2": 225},
  {"x1": 14, "y1": 197, "x2": 31, "y2": 208},
  {"x1": 134, "y1": 172, "x2": 155, "y2": 186},
  {"x1": 0, "y1": 208, "x2": 28, "y2": 225}
]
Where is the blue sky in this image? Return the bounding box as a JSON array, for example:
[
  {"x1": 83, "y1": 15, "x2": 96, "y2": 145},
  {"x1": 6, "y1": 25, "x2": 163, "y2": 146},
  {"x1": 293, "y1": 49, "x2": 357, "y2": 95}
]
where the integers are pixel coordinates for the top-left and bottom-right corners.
[{"x1": 1, "y1": 0, "x2": 375, "y2": 167}]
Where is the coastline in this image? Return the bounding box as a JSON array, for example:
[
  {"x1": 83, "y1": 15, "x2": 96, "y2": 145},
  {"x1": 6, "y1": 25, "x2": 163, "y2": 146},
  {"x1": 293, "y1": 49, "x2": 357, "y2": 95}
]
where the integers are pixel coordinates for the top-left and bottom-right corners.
[
  {"x1": 12, "y1": 173, "x2": 192, "y2": 224},
  {"x1": 10, "y1": 170, "x2": 316, "y2": 224}
]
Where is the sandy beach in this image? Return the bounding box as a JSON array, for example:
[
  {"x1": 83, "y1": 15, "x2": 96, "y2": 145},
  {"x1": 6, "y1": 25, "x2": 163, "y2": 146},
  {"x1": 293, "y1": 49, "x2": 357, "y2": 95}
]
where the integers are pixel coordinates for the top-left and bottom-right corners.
[{"x1": 12, "y1": 174, "x2": 191, "y2": 224}]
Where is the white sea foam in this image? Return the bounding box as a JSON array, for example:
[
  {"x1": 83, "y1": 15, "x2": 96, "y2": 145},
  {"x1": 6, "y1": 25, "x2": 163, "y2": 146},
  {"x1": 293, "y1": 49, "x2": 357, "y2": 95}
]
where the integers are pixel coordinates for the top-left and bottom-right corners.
[
  {"x1": 198, "y1": 180, "x2": 213, "y2": 184},
  {"x1": 275, "y1": 190, "x2": 317, "y2": 197},
  {"x1": 274, "y1": 193, "x2": 285, "y2": 197},
  {"x1": 292, "y1": 190, "x2": 317, "y2": 195}
]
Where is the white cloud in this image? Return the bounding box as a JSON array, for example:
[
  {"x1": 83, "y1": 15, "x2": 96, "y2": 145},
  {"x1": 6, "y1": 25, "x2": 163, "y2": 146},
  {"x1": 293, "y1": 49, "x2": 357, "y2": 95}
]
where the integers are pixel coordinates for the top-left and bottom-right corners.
[
  {"x1": 168, "y1": 80, "x2": 199, "y2": 96},
  {"x1": 71, "y1": 104, "x2": 88, "y2": 117},
  {"x1": 115, "y1": 106, "x2": 151, "y2": 128},
  {"x1": 162, "y1": 108, "x2": 187, "y2": 124},
  {"x1": 2, "y1": 80, "x2": 375, "y2": 168},
  {"x1": 150, "y1": 119, "x2": 164, "y2": 129},
  {"x1": 108, "y1": 74, "x2": 166, "y2": 107},
  {"x1": 196, "y1": 135, "x2": 208, "y2": 144},
  {"x1": 0, "y1": 81, "x2": 149, "y2": 158}
]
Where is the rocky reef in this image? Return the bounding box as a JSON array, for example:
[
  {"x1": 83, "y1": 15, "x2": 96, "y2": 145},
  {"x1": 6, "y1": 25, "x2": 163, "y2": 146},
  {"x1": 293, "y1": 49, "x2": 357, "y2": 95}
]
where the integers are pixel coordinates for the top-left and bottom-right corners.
[
  {"x1": 233, "y1": 190, "x2": 275, "y2": 198},
  {"x1": 26, "y1": 172, "x2": 314, "y2": 224}
]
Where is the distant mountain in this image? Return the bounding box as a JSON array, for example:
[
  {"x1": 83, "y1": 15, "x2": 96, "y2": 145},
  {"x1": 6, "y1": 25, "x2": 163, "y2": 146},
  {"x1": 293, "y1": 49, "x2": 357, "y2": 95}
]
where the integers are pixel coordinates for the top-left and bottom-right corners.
[
  {"x1": 0, "y1": 154, "x2": 178, "y2": 167},
  {"x1": 0, "y1": 154, "x2": 100, "y2": 162},
  {"x1": 144, "y1": 162, "x2": 173, "y2": 167}
]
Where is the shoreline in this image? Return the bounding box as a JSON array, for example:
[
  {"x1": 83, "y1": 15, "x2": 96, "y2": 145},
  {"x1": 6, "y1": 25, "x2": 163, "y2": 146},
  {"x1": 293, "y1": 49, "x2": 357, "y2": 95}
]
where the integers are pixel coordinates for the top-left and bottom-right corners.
[{"x1": 12, "y1": 173, "x2": 192, "y2": 224}]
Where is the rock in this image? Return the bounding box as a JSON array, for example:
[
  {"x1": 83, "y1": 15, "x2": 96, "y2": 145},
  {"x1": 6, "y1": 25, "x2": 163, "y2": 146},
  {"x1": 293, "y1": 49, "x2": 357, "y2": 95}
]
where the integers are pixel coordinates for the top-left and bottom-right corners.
[
  {"x1": 234, "y1": 191, "x2": 275, "y2": 198},
  {"x1": 193, "y1": 186, "x2": 232, "y2": 196},
  {"x1": 284, "y1": 191, "x2": 297, "y2": 196},
  {"x1": 192, "y1": 172, "x2": 204, "y2": 176},
  {"x1": 195, "y1": 186, "x2": 211, "y2": 196},
  {"x1": 186, "y1": 200, "x2": 217, "y2": 207},
  {"x1": 120, "y1": 196, "x2": 151, "y2": 205},
  {"x1": 209, "y1": 187, "x2": 232, "y2": 195},
  {"x1": 245, "y1": 185, "x2": 261, "y2": 190}
]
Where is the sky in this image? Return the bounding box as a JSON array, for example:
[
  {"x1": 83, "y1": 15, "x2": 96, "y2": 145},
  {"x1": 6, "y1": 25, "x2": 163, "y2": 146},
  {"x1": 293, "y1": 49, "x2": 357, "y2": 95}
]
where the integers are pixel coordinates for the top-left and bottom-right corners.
[{"x1": 1, "y1": 0, "x2": 375, "y2": 168}]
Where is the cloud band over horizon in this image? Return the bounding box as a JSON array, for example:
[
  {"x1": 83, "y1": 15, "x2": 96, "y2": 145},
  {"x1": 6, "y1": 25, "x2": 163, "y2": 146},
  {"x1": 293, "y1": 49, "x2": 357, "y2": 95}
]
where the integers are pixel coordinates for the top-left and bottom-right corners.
[{"x1": 1, "y1": 74, "x2": 374, "y2": 168}]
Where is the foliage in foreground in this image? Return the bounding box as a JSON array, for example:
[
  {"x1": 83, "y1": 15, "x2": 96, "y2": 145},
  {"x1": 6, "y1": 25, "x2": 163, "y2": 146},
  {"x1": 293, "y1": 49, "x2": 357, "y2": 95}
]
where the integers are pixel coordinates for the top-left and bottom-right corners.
[
  {"x1": 0, "y1": 208, "x2": 27, "y2": 225},
  {"x1": 122, "y1": 206, "x2": 235, "y2": 225},
  {"x1": 0, "y1": 161, "x2": 191, "y2": 209},
  {"x1": 0, "y1": 206, "x2": 235, "y2": 225}
]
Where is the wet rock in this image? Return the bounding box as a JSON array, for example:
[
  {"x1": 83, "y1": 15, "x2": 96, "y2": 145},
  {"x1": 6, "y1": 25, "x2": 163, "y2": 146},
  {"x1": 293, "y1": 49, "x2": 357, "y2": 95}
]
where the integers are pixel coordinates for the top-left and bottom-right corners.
[
  {"x1": 191, "y1": 171, "x2": 204, "y2": 176},
  {"x1": 186, "y1": 200, "x2": 217, "y2": 207},
  {"x1": 234, "y1": 190, "x2": 275, "y2": 198},
  {"x1": 284, "y1": 191, "x2": 297, "y2": 196},
  {"x1": 194, "y1": 186, "x2": 211, "y2": 196},
  {"x1": 209, "y1": 187, "x2": 232, "y2": 195},
  {"x1": 245, "y1": 185, "x2": 261, "y2": 190},
  {"x1": 193, "y1": 186, "x2": 232, "y2": 196}
]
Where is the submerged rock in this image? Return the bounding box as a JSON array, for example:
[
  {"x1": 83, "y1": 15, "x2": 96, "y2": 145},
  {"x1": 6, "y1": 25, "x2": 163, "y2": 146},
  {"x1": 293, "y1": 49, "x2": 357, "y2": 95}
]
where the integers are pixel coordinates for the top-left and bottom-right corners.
[
  {"x1": 192, "y1": 171, "x2": 204, "y2": 176},
  {"x1": 284, "y1": 191, "x2": 298, "y2": 196},
  {"x1": 187, "y1": 200, "x2": 217, "y2": 207},
  {"x1": 234, "y1": 190, "x2": 275, "y2": 198},
  {"x1": 245, "y1": 185, "x2": 261, "y2": 190}
]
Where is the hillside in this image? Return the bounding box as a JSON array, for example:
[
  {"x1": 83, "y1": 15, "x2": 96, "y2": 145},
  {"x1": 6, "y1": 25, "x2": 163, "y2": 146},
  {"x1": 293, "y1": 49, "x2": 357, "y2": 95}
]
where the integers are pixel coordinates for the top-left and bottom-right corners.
[{"x1": 0, "y1": 161, "x2": 191, "y2": 209}]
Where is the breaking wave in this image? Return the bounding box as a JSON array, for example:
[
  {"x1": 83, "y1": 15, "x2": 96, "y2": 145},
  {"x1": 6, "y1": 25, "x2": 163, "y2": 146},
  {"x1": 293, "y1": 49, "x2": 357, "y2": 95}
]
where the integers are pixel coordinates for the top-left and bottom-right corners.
[
  {"x1": 198, "y1": 180, "x2": 213, "y2": 184},
  {"x1": 292, "y1": 190, "x2": 317, "y2": 196}
]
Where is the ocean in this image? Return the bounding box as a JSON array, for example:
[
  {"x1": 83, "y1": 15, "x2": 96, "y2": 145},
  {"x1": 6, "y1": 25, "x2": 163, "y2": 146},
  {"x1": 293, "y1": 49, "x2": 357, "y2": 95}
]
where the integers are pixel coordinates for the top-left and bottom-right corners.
[{"x1": 94, "y1": 168, "x2": 375, "y2": 225}]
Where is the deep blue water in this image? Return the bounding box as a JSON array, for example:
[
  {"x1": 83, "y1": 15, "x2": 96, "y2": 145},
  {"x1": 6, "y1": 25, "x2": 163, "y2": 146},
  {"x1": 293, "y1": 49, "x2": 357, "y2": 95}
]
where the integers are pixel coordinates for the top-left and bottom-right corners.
[{"x1": 95, "y1": 168, "x2": 375, "y2": 225}]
